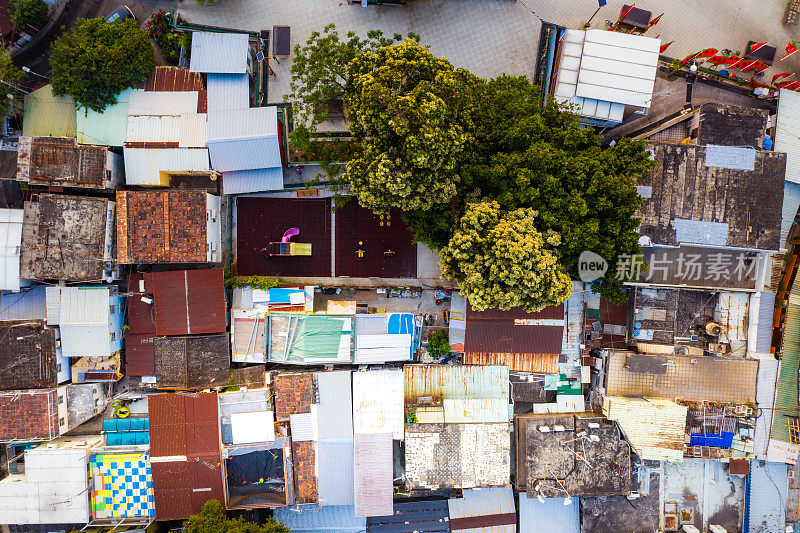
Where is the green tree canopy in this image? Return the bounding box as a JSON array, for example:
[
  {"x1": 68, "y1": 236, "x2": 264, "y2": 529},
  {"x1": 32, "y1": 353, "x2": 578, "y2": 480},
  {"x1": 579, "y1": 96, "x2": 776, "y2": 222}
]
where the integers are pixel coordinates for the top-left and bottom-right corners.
[
  {"x1": 0, "y1": 51, "x2": 23, "y2": 123},
  {"x1": 439, "y1": 200, "x2": 572, "y2": 312},
  {"x1": 49, "y1": 18, "x2": 155, "y2": 112},
  {"x1": 10, "y1": 0, "x2": 48, "y2": 32},
  {"x1": 287, "y1": 24, "x2": 407, "y2": 139},
  {"x1": 343, "y1": 39, "x2": 480, "y2": 212},
  {"x1": 185, "y1": 500, "x2": 291, "y2": 533},
  {"x1": 408, "y1": 75, "x2": 654, "y2": 303}
]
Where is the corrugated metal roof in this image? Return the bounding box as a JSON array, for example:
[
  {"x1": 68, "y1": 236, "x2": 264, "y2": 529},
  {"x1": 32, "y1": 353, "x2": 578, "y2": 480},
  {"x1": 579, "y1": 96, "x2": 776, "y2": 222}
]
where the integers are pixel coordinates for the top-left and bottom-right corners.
[
  {"x1": 190, "y1": 31, "x2": 250, "y2": 74},
  {"x1": 755, "y1": 358, "x2": 778, "y2": 458},
  {"x1": 0, "y1": 208, "x2": 22, "y2": 291},
  {"x1": 602, "y1": 396, "x2": 687, "y2": 462},
  {"x1": 316, "y1": 370, "x2": 353, "y2": 439},
  {"x1": 518, "y1": 495, "x2": 579, "y2": 533},
  {"x1": 772, "y1": 300, "x2": 800, "y2": 443},
  {"x1": 128, "y1": 90, "x2": 199, "y2": 116},
  {"x1": 179, "y1": 114, "x2": 207, "y2": 147},
  {"x1": 448, "y1": 488, "x2": 516, "y2": 533},
  {"x1": 207, "y1": 106, "x2": 281, "y2": 172},
  {"x1": 275, "y1": 504, "x2": 366, "y2": 533},
  {"x1": 75, "y1": 89, "x2": 131, "y2": 146},
  {"x1": 404, "y1": 365, "x2": 509, "y2": 402},
  {"x1": 136, "y1": 66, "x2": 204, "y2": 92},
  {"x1": 126, "y1": 115, "x2": 181, "y2": 144},
  {"x1": 754, "y1": 291, "x2": 776, "y2": 355},
  {"x1": 149, "y1": 392, "x2": 223, "y2": 521},
  {"x1": 23, "y1": 85, "x2": 76, "y2": 138},
  {"x1": 123, "y1": 147, "x2": 210, "y2": 186},
  {"x1": 317, "y1": 440, "x2": 355, "y2": 506},
  {"x1": 353, "y1": 433, "x2": 394, "y2": 518},
  {"x1": 146, "y1": 269, "x2": 226, "y2": 336},
  {"x1": 53, "y1": 286, "x2": 110, "y2": 324},
  {"x1": 206, "y1": 73, "x2": 249, "y2": 112},
  {"x1": 367, "y1": 500, "x2": 450, "y2": 533},
  {"x1": 575, "y1": 30, "x2": 660, "y2": 109},
  {"x1": 45, "y1": 286, "x2": 113, "y2": 358},
  {"x1": 352, "y1": 370, "x2": 404, "y2": 439},
  {"x1": 776, "y1": 88, "x2": 800, "y2": 184},
  {"x1": 781, "y1": 181, "x2": 800, "y2": 247},
  {"x1": 464, "y1": 353, "x2": 559, "y2": 374},
  {"x1": 222, "y1": 167, "x2": 284, "y2": 194},
  {"x1": 0, "y1": 286, "x2": 46, "y2": 320}
]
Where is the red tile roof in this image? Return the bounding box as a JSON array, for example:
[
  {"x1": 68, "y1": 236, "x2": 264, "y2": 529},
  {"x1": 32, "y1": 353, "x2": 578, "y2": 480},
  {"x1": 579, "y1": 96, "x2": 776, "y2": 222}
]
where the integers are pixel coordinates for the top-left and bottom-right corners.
[
  {"x1": 116, "y1": 190, "x2": 208, "y2": 264},
  {"x1": 0, "y1": 389, "x2": 58, "y2": 441},
  {"x1": 145, "y1": 269, "x2": 226, "y2": 336},
  {"x1": 274, "y1": 373, "x2": 314, "y2": 421},
  {"x1": 149, "y1": 392, "x2": 224, "y2": 520}
]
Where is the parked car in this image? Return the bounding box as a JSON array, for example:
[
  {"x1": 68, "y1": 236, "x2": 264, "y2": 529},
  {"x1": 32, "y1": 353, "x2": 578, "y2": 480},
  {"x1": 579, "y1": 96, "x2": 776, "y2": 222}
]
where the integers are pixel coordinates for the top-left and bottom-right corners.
[{"x1": 106, "y1": 5, "x2": 135, "y2": 22}]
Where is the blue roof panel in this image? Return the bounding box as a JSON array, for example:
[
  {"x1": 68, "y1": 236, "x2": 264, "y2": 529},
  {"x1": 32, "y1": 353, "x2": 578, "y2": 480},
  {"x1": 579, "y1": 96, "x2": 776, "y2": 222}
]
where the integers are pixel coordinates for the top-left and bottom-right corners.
[{"x1": 275, "y1": 505, "x2": 366, "y2": 533}]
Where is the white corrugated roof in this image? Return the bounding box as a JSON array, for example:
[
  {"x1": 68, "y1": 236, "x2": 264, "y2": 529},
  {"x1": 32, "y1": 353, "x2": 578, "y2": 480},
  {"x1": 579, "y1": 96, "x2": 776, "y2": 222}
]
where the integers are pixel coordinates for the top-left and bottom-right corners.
[
  {"x1": 128, "y1": 90, "x2": 199, "y2": 116},
  {"x1": 207, "y1": 106, "x2": 281, "y2": 172},
  {"x1": 775, "y1": 89, "x2": 800, "y2": 184},
  {"x1": 179, "y1": 114, "x2": 207, "y2": 147},
  {"x1": 207, "y1": 73, "x2": 250, "y2": 112},
  {"x1": 575, "y1": 29, "x2": 660, "y2": 108},
  {"x1": 207, "y1": 106, "x2": 278, "y2": 140},
  {"x1": 352, "y1": 370, "x2": 404, "y2": 439},
  {"x1": 46, "y1": 287, "x2": 112, "y2": 357},
  {"x1": 448, "y1": 487, "x2": 516, "y2": 533},
  {"x1": 123, "y1": 147, "x2": 210, "y2": 186},
  {"x1": 315, "y1": 370, "x2": 353, "y2": 439},
  {"x1": 602, "y1": 396, "x2": 687, "y2": 462},
  {"x1": 190, "y1": 31, "x2": 249, "y2": 74},
  {"x1": 519, "y1": 495, "x2": 579, "y2": 533},
  {"x1": 222, "y1": 167, "x2": 283, "y2": 195},
  {"x1": 126, "y1": 115, "x2": 181, "y2": 144},
  {"x1": 0, "y1": 208, "x2": 22, "y2": 291}
]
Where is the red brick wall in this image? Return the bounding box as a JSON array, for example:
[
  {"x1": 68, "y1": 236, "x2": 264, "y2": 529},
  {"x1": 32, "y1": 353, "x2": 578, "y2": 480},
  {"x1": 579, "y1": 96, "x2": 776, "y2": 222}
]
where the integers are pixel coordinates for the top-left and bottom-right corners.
[{"x1": 292, "y1": 441, "x2": 317, "y2": 504}]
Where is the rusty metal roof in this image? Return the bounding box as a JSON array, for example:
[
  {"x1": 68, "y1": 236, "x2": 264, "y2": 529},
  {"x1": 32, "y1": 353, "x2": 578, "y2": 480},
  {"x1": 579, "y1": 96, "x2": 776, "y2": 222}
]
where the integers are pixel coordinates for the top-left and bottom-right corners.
[
  {"x1": 136, "y1": 66, "x2": 204, "y2": 93},
  {"x1": 404, "y1": 365, "x2": 509, "y2": 403},
  {"x1": 464, "y1": 304, "x2": 563, "y2": 373},
  {"x1": 17, "y1": 137, "x2": 108, "y2": 188},
  {"x1": 148, "y1": 392, "x2": 223, "y2": 520},
  {"x1": 145, "y1": 268, "x2": 226, "y2": 336}
]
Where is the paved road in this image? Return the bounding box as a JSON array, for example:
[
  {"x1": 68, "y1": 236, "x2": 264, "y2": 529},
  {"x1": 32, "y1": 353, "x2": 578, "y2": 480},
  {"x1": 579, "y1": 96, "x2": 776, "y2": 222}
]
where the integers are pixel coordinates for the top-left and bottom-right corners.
[
  {"x1": 14, "y1": 0, "x2": 177, "y2": 91},
  {"x1": 177, "y1": 0, "x2": 800, "y2": 105}
]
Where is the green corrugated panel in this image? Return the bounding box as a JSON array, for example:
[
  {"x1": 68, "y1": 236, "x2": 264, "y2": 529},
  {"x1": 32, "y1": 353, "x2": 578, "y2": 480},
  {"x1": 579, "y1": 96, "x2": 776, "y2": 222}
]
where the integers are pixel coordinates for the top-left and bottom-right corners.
[
  {"x1": 23, "y1": 85, "x2": 76, "y2": 138},
  {"x1": 772, "y1": 303, "x2": 800, "y2": 442},
  {"x1": 289, "y1": 315, "x2": 349, "y2": 362},
  {"x1": 75, "y1": 89, "x2": 131, "y2": 147}
]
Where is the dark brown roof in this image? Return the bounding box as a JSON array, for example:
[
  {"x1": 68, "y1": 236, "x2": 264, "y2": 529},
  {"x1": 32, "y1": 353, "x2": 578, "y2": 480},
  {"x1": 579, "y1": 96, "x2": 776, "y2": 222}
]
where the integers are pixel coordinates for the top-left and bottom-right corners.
[
  {"x1": 236, "y1": 197, "x2": 332, "y2": 277},
  {"x1": 126, "y1": 273, "x2": 156, "y2": 335},
  {"x1": 0, "y1": 389, "x2": 59, "y2": 441},
  {"x1": 0, "y1": 0, "x2": 13, "y2": 37},
  {"x1": 116, "y1": 190, "x2": 208, "y2": 264},
  {"x1": 136, "y1": 66, "x2": 204, "y2": 92},
  {"x1": 639, "y1": 143, "x2": 784, "y2": 251},
  {"x1": 20, "y1": 194, "x2": 110, "y2": 281},
  {"x1": 145, "y1": 268, "x2": 226, "y2": 335},
  {"x1": 149, "y1": 392, "x2": 224, "y2": 520},
  {"x1": 0, "y1": 150, "x2": 18, "y2": 180},
  {"x1": 697, "y1": 103, "x2": 768, "y2": 149},
  {"x1": 125, "y1": 334, "x2": 155, "y2": 377},
  {"x1": 464, "y1": 304, "x2": 563, "y2": 373},
  {"x1": 0, "y1": 320, "x2": 56, "y2": 390},
  {"x1": 153, "y1": 334, "x2": 230, "y2": 389},
  {"x1": 17, "y1": 136, "x2": 108, "y2": 188},
  {"x1": 274, "y1": 373, "x2": 314, "y2": 421},
  {"x1": 729, "y1": 458, "x2": 750, "y2": 475}
]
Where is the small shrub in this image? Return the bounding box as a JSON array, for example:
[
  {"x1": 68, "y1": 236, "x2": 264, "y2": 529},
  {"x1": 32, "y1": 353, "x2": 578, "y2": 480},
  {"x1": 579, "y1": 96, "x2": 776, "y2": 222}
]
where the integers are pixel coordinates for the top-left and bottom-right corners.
[{"x1": 427, "y1": 330, "x2": 451, "y2": 359}]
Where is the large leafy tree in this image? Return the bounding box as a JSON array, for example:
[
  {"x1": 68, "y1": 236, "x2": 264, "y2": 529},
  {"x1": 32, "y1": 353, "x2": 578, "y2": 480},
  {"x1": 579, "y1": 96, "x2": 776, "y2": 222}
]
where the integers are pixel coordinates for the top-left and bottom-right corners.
[
  {"x1": 440, "y1": 200, "x2": 572, "y2": 312},
  {"x1": 185, "y1": 500, "x2": 290, "y2": 533},
  {"x1": 49, "y1": 18, "x2": 155, "y2": 112},
  {"x1": 287, "y1": 24, "x2": 407, "y2": 142},
  {"x1": 0, "y1": 51, "x2": 23, "y2": 123},
  {"x1": 10, "y1": 0, "x2": 48, "y2": 32},
  {"x1": 343, "y1": 39, "x2": 480, "y2": 212},
  {"x1": 409, "y1": 75, "x2": 654, "y2": 302}
]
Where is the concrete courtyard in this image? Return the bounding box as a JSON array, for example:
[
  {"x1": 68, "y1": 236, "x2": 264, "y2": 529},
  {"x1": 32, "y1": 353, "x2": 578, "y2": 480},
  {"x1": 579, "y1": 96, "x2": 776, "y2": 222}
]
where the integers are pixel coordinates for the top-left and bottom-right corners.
[{"x1": 177, "y1": 0, "x2": 800, "y2": 106}]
